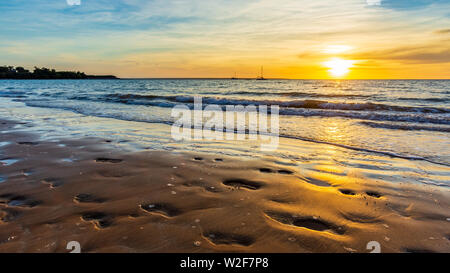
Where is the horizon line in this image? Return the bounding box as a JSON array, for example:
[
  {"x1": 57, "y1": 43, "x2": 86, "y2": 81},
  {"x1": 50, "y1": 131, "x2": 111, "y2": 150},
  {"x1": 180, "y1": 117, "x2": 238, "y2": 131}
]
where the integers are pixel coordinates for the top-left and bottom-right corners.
[
  {"x1": 2, "y1": 76, "x2": 450, "y2": 80},
  {"x1": 116, "y1": 77, "x2": 450, "y2": 80}
]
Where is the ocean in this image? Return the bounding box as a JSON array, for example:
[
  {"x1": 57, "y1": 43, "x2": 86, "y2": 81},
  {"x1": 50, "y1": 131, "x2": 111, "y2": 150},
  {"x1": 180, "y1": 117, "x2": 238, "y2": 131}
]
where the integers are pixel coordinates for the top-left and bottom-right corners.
[{"x1": 0, "y1": 79, "x2": 449, "y2": 187}]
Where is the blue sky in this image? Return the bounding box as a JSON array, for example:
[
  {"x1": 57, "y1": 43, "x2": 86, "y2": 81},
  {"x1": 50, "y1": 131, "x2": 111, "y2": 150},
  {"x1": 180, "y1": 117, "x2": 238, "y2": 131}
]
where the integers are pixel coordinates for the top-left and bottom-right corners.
[
  {"x1": 382, "y1": 0, "x2": 450, "y2": 10},
  {"x1": 1, "y1": 0, "x2": 449, "y2": 78}
]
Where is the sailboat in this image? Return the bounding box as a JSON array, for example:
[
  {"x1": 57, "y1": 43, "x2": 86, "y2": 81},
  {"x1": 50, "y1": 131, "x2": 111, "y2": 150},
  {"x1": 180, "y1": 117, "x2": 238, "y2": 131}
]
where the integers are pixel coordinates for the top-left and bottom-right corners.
[
  {"x1": 256, "y1": 66, "x2": 266, "y2": 80},
  {"x1": 231, "y1": 72, "x2": 238, "y2": 80}
]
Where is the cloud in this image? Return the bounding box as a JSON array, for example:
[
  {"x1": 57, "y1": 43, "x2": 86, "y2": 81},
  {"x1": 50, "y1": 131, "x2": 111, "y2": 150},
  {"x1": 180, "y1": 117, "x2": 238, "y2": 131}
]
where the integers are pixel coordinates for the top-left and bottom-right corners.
[
  {"x1": 66, "y1": 0, "x2": 81, "y2": 6},
  {"x1": 435, "y1": 29, "x2": 450, "y2": 34},
  {"x1": 386, "y1": 49, "x2": 450, "y2": 64},
  {"x1": 343, "y1": 44, "x2": 450, "y2": 64}
]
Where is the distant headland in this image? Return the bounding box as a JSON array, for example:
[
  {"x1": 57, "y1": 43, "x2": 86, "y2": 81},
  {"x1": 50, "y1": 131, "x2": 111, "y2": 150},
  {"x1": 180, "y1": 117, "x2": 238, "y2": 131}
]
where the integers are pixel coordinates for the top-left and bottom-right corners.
[{"x1": 0, "y1": 66, "x2": 118, "y2": 79}]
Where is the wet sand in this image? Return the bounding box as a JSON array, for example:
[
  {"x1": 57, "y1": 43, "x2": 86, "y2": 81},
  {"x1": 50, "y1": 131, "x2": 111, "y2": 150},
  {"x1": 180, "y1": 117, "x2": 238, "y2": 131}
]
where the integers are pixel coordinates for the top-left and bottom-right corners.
[{"x1": 0, "y1": 119, "x2": 449, "y2": 253}]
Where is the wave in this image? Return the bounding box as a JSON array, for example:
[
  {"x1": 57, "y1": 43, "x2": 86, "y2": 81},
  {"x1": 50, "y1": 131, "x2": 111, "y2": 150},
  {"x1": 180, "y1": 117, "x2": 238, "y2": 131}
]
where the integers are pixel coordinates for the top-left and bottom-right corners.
[
  {"x1": 0, "y1": 91, "x2": 28, "y2": 98},
  {"x1": 360, "y1": 121, "x2": 450, "y2": 132},
  {"x1": 22, "y1": 99, "x2": 172, "y2": 125},
  {"x1": 19, "y1": 97, "x2": 450, "y2": 125},
  {"x1": 278, "y1": 108, "x2": 450, "y2": 125},
  {"x1": 3, "y1": 89, "x2": 449, "y2": 114},
  {"x1": 398, "y1": 97, "x2": 449, "y2": 103},
  {"x1": 215, "y1": 90, "x2": 372, "y2": 98},
  {"x1": 102, "y1": 94, "x2": 450, "y2": 114}
]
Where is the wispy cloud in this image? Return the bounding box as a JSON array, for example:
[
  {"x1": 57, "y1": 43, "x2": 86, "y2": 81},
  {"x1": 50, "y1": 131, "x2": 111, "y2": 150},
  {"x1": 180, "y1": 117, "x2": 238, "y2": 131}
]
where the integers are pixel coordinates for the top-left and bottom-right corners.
[
  {"x1": 345, "y1": 46, "x2": 450, "y2": 64},
  {"x1": 435, "y1": 29, "x2": 450, "y2": 34}
]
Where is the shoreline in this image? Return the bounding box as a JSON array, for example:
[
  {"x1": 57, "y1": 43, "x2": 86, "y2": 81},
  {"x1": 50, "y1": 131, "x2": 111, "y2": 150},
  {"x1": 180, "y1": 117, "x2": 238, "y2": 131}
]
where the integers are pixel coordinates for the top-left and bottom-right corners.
[{"x1": 0, "y1": 118, "x2": 449, "y2": 253}]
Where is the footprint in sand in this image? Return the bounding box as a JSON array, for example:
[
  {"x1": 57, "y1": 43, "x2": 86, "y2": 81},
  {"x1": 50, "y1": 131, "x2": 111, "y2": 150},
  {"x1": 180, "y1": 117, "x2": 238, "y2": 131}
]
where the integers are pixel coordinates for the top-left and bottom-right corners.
[
  {"x1": 140, "y1": 203, "x2": 182, "y2": 217},
  {"x1": 74, "y1": 194, "x2": 105, "y2": 204},
  {"x1": 95, "y1": 158, "x2": 123, "y2": 163},
  {"x1": 17, "y1": 142, "x2": 39, "y2": 146},
  {"x1": 214, "y1": 158, "x2": 223, "y2": 162},
  {"x1": 365, "y1": 191, "x2": 382, "y2": 198},
  {"x1": 278, "y1": 170, "x2": 294, "y2": 175},
  {"x1": 259, "y1": 168, "x2": 273, "y2": 173},
  {"x1": 339, "y1": 189, "x2": 356, "y2": 196},
  {"x1": 81, "y1": 212, "x2": 113, "y2": 229},
  {"x1": 259, "y1": 168, "x2": 294, "y2": 174},
  {"x1": 0, "y1": 194, "x2": 41, "y2": 208},
  {"x1": 403, "y1": 248, "x2": 436, "y2": 253},
  {"x1": 223, "y1": 179, "x2": 264, "y2": 190},
  {"x1": 194, "y1": 157, "x2": 203, "y2": 161},
  {"x1": 265, "y1": 211, "x2": 345, "y2": 235},
  {"x1": 203, "y1": 232, "x2": 254, "y2": 247}
]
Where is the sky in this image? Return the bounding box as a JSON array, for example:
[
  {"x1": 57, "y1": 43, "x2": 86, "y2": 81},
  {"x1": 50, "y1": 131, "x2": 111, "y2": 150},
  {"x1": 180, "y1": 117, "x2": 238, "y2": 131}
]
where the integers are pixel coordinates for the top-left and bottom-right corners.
[{"x1": 0, "y1": 0, "x2": 449, "y2": 79}]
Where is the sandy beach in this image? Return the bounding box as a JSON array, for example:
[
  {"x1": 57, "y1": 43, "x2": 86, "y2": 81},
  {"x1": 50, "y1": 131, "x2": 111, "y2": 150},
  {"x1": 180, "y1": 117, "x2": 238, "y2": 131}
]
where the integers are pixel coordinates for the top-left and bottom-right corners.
[{"x1": 1, "y1": 118, "x2": 449, "y2": 253}]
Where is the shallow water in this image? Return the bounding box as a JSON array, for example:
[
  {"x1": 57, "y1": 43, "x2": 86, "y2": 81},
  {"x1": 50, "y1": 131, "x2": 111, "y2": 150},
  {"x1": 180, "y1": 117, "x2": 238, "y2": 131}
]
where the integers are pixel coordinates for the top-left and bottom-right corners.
[
  {"x1": 1, "y1": 79, "x2": 449, "y2": 164},
  {"x1": 0, "y1": 79, "x2": 449, "y2": 188}
]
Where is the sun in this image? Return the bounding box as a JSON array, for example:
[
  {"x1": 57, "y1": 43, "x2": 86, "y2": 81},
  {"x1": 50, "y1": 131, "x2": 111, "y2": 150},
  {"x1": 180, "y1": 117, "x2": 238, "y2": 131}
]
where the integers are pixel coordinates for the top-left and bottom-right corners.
[{"x1": 323, "y1": 58, "x2": 355, "y2": 78}]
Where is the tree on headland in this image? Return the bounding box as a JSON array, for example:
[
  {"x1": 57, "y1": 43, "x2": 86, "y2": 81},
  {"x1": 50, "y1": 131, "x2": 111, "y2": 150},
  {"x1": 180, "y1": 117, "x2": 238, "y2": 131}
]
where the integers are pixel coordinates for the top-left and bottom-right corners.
[
  {"x1": 31, "y1": 67, "x2": 87, "y2": 79},
  {"x1": 0, "y1": 65, "x2": 117, "y2": 79}
]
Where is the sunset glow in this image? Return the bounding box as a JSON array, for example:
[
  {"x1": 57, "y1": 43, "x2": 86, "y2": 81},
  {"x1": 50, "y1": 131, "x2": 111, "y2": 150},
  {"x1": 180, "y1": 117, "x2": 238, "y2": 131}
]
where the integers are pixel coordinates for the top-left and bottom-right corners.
[
  {"x1": 322, "y1": 45, "x2": 353, "y2": 54},
  {"x1": 0, "y1": 0, "x2": 449, "y2": 79}
]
